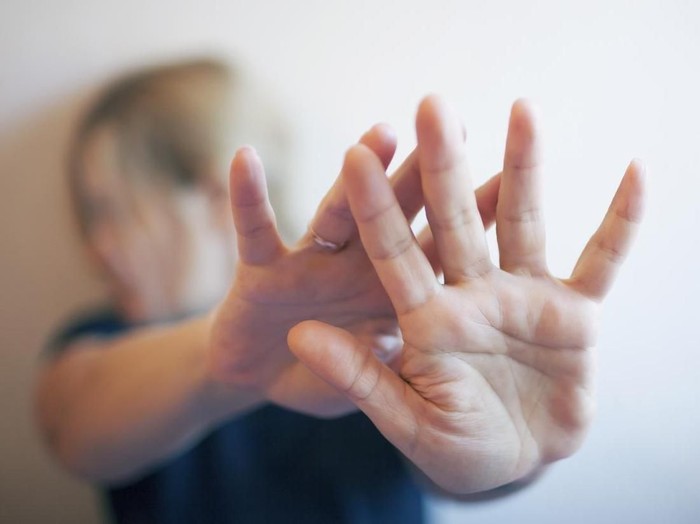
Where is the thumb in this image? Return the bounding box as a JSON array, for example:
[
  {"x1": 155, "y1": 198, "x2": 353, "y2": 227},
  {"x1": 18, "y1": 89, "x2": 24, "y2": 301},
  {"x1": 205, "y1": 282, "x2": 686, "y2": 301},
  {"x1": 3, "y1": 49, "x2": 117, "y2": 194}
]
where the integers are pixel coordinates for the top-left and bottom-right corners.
[{"x1": 288, "y1": 320, "x2": 420, "y2": 450}]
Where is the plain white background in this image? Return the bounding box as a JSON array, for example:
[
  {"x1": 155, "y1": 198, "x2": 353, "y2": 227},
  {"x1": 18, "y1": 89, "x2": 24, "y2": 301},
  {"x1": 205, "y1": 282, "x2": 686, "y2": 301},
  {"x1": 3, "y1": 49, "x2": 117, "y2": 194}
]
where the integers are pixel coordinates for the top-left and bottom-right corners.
[{"x1": 1, "y1": 1, "x2": 698, "y2": 522}]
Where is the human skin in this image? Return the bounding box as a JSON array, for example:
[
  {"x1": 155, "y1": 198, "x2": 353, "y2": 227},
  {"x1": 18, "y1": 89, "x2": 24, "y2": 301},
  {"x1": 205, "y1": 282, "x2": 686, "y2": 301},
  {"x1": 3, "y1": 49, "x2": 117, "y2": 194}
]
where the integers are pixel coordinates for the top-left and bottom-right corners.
[
  {"x1": 288, "y1": 96, "x2": 645, "y2": 493},
  {"x1": 35, "y1": 121, "x2": 500, "y2": 483},
  {"x1": 208, "y1": 127, "x2": 500, "y2": 417}
]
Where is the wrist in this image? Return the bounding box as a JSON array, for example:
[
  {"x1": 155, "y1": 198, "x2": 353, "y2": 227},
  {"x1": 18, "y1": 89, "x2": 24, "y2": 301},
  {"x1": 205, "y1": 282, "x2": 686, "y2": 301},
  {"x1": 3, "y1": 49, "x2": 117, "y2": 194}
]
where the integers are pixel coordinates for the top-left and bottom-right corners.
[{"x1": 191, "y1": 310, "x2": 266, "y2": 427}]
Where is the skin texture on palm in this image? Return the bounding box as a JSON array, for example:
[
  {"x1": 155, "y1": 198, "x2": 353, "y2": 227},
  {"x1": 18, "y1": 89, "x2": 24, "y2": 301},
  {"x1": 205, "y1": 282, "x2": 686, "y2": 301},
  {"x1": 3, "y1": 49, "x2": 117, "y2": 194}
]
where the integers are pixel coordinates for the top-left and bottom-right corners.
[
  {"x1": 288, "y1": 96, "x2": 645, "y2": 493},
  {"x1": 208, "y1": 123, "x2": 503, "y2": 417}
]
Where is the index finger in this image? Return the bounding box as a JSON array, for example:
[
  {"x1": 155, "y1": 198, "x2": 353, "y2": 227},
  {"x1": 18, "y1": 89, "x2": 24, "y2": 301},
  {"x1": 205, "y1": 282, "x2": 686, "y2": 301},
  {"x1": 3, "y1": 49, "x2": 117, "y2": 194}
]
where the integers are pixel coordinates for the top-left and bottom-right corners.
[
  {"x1": 306, "y1": 124, "x2": 397, "y2": 250},
  {"x1": 343, "y1": 144, "x2": 438, "y2": 315}
]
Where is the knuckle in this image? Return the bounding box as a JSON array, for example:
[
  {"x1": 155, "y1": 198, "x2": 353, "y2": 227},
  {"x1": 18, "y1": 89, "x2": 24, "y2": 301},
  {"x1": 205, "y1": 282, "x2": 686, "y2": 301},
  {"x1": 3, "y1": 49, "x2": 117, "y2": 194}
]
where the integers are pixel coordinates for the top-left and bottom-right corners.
[
  {"x1": 345, "y1": 347, "x2": 381, "y2": 402},
  {"x1": 430, "y1": 206, "x2": 479, "y2": 233},
  {"x1": 501, "y1": 206, "x2": 542, "y2": 226},
  {"x1": 371, "y1": 232, "x2": 415, "y2": 261},
  {"x1": 238, "y1": 219, "x2": 276, "y2": 240},
  {"x1": 595, "y1": 238, "x2": 626, "y2": 265},
  {"x1": 322, "y1": 201, "x2": 353, "y2": 224}
]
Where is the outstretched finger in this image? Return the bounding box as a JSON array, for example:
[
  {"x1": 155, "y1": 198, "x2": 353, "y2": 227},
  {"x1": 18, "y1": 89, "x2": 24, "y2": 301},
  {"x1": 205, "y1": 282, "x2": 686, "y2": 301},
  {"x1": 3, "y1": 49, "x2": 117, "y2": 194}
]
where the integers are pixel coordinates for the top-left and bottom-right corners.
[
  {"x1": 416, "y1": 173, "x2": 500, "y2": 276},
  {"x1": 229, "y1": 147, "x2": 285, "y2": 265},
  {"x1": 569, "y1": 160, "x2": 646, "y2": 300},
  {"x1": 288, "y1": 320, "x2": 421, "y2": 460},
  {"x1": 497, "y1": 99, "x2": 547, "y2": 275},
  {"x1": 306, "y1": 124, "x2": 397, "y2": 250},
  {"x1": 417, "y1": 95, "x2": 492, "y2": 283},
  {"x1": 344, "y1": 144, "x2": 438, "y2": 315}
]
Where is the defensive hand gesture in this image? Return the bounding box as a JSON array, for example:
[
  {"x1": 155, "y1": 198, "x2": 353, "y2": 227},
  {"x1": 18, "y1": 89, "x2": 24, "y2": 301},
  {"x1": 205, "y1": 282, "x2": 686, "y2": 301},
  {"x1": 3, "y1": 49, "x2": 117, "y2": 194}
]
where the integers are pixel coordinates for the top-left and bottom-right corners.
[
  {"x1": 289, "y1": 96, "x2": 645, "y2": 493},
  {"x1": 209, "y1": 119, "x2": 501, "y2": 417}
]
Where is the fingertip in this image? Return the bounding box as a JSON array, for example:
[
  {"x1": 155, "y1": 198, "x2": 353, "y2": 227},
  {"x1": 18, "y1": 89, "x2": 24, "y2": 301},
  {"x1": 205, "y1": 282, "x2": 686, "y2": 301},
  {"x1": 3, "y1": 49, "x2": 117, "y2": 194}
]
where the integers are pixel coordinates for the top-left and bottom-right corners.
[
  {"x1": 627, "y1": 158, "x2": 647, "y2": 181},
  {"x1": 287, "y1": 320, "x2": 314, "y2": 355},
  {"x1": 503, "y1": 99, "x2": 541, "y2": 172},
  {"x1": 511, "y1": 97, "x2": 534, "y2": 113},
  {"x1": 360, "y1": 123, "x2": 397, "y2": 169},
  {"x1": 287, "y1": 321, "x2": 362, "y2": 388},
  {"x1": 343, "y1": 143, "x2": 385, "y2": 178},
  {"x1": 229, "y1": 146, "x2": 268, "y2": 208},
  {"x1": 489, "y1": 171, "x2": 502, "y2": 189},
  {"x1": 230, "y1": 146, "x2": 263, "y2": 185},
  {"x1": 342, "y1": 144, "x2": 393, "y2": 222},
  {"x1": 416, "y1": 95, "x2": 465, "y2": 169},
  {"x1": 231, "y1": 145, "x2": 259, "y2": 170},
  {"x1": 418, "y1": 93, "x2": 445, "y2": 116},
  {"x1": 621, "y1": 159, "x2": 646, "y2": 222},
  {"x1": 509, "y1": 98, "x2": 540, "y2": 134},
  {"x1": 342, "y1": 144, "x2": 364, "y2": 177},
  {"x1": 364, "y1": 122, "x2": 397, "y2": 144},
  {"x1": 289, "y1": 320, "x2": 349, "y2": 351},
  {"x1": 511, "y1": 97, "x2": 537, "y2": 114},
  {"x1": 236, "y1": 144, "x2": 258, "y2": 157},
  {"x1": 416, "y1": 94, "x2": 450, "y2": 134}
]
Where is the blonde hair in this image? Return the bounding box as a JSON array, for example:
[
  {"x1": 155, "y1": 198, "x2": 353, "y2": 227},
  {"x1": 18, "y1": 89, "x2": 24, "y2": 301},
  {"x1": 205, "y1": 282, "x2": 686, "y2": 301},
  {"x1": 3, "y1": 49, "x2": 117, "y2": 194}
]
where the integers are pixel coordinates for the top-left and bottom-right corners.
[{"x1": 68, "y1": 57, "x2": 291, "y2": 238}]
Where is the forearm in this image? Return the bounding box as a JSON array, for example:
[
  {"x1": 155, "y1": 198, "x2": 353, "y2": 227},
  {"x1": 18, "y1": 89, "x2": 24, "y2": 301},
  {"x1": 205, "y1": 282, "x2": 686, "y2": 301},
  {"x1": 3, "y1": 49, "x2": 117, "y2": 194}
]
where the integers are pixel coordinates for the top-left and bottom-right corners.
[{"x1": 35, "y1": 312, "x2": 264, "y2": 484}]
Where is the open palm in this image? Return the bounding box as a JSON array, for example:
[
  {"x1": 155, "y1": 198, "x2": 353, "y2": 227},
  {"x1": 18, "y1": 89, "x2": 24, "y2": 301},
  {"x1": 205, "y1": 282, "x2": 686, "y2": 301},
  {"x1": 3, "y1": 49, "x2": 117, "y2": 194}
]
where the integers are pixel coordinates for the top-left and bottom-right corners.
[
  {"x1": 209, "y1": 124, "x2": 501, "y2": 417},
  {"x1": 289, "y1": 96, "x2": 645, "y2": 492}
]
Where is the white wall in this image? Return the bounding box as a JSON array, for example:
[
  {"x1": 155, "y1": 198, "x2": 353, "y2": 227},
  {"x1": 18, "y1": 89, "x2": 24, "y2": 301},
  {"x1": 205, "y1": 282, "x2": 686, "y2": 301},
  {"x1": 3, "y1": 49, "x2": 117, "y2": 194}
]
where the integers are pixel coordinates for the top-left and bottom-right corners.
[{"x1": 1, "y1": 1, "x2": 698, "y2": 522}]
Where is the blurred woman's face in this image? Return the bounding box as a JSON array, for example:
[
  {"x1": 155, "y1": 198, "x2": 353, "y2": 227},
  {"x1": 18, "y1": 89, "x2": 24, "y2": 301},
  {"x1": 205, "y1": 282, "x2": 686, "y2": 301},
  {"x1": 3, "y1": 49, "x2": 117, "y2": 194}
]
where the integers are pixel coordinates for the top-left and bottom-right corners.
[{"x1": 78, "y1": 126, "x2": 235, "y2": 323}]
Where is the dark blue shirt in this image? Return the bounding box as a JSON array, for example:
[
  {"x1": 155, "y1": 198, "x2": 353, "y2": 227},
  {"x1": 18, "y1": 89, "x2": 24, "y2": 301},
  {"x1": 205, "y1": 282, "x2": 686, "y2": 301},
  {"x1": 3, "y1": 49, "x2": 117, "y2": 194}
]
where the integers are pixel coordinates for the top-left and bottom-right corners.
[{"x1": 49, "y1": 307, "x2": 425, "y2": 524}]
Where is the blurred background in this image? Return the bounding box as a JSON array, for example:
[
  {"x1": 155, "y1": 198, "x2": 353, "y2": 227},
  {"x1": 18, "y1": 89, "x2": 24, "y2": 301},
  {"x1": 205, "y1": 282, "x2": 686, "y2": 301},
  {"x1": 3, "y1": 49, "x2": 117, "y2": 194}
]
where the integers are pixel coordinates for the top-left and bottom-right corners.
[{"x1": 1, "y1": 1, "x2": 698, "y2": 522}]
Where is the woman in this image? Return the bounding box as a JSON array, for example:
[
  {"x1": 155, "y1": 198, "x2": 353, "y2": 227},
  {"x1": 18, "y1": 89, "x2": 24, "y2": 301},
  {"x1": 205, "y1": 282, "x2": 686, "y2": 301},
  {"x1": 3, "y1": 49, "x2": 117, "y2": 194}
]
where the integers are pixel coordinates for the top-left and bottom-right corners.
[
  {"x1": 36, "y1": 57, "x2": 644, "y2": 523},
  {"x1": 36, "y1": 58, "x2": 431, "y2": 523}
]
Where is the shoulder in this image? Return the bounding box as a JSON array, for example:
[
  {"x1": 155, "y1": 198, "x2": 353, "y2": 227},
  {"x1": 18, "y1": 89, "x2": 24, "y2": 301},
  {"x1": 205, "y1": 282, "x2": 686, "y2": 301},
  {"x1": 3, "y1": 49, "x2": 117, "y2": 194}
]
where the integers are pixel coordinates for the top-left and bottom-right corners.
[{"x1": 45, "y1": 305, "x2": 129, "y2": 358}]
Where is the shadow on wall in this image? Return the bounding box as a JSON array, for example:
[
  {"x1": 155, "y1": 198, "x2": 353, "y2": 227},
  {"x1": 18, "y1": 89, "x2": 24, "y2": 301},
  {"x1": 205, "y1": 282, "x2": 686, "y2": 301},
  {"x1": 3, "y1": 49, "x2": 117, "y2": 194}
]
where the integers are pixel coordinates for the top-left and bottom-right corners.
[{"x1": 0, "y1": 90, "x2": 105, "y2": 523}]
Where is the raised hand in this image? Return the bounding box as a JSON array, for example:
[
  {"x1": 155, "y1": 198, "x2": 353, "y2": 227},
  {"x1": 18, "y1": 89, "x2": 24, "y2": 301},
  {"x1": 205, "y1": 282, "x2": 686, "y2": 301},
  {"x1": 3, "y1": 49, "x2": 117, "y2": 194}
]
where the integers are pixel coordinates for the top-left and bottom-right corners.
[
  {"x1": 208, "y1": 122, "x2": 503, "y2": 417},
  {"x1": 288, "y1": 96, "x2": 645, "y2": 492}
]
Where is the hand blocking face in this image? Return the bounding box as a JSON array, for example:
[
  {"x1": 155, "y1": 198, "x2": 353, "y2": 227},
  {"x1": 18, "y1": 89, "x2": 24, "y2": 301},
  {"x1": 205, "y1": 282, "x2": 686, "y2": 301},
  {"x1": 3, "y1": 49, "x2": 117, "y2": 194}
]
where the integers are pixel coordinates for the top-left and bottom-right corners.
[
  {"x1": 207, "y1": 116, "x2": 503, "y2": 419},
  {"x1": 288, "y1": 96, "x2": 645, "y2": 494}
]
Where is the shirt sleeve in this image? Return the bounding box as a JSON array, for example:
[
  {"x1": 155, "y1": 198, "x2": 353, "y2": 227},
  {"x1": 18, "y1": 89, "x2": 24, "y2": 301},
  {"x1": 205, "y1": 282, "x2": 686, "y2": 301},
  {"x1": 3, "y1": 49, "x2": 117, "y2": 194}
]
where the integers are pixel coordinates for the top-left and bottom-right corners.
[{"x1": 44, "y1": 306, "x2": 128, "y2": 358}]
